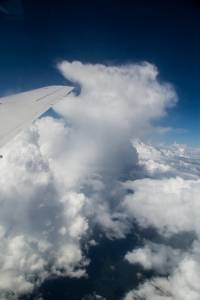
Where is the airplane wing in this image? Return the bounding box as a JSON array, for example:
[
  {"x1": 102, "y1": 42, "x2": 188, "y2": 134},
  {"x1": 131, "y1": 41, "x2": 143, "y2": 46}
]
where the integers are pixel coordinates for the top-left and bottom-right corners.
[{"x1": 0, "y1": 85, "x2": 73, "y2": 149}]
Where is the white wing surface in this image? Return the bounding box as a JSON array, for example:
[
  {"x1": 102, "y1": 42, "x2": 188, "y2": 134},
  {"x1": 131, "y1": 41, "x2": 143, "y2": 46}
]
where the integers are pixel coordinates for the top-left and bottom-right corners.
[{"x1": 0, "y1": 85, "x2": 73, "y2": 148}]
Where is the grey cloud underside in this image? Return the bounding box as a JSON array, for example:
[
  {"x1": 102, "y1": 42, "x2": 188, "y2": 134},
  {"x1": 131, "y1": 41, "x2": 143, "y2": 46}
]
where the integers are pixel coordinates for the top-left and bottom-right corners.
[{"x1": 0, "y1": 85, "x2": 73, "y2": 149}]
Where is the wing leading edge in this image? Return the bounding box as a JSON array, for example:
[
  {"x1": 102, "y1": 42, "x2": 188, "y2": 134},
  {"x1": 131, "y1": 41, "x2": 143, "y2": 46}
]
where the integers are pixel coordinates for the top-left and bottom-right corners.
[{"x1": 0, "y1": 85, "x2": 73, "y2": 148}]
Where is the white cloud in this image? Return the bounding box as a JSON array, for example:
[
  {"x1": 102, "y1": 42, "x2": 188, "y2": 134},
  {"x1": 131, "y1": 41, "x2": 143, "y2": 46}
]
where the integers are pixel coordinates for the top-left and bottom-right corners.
[
  {"x1": 123, "y1": 176, "x2": 200, "y2": 236},
  {"x1": 122, "y1": 141, "x2": 200, "y2": 237},
  {"x1": 125, "y1": 243, "x2": 181, "y2": 274},
  {"x1": 0, "y1": 128, "x2": 89, "y2": 299},
  {"x1": 124, "y1": 254, "x2": 200, "y2": 300},
  {"x1": 55, "y1": 61, "x2": 176, "y2": 237},
  {"x1": 0, "y1": 61, "x2": 177, "y2": 298},
  {"x1": 132, "y1": 140, "x2": 200, "y2": 179},
  {"x1": 55, "y1": 61, "x2": 176, "y2": 183},
  {"x1": 123, "y1": 142, "x2": 200, "y2": 300}
]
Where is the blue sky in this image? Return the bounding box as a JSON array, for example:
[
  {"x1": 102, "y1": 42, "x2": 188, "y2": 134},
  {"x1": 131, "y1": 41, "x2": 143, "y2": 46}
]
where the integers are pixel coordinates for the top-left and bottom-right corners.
[{"x1": 0, "y1": 0, "x2": 199, "y2": 145}]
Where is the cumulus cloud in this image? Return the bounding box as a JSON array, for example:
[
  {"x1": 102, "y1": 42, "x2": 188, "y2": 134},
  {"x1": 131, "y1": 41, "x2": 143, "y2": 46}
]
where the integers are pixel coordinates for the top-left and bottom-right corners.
[
  {"x1": 124, "y1": 254, "x2": 200, "y2": 300},
  {"x1": 123, "y1": 141, "x2": 200, "y2": 300},
  {"x1": 123, "y1": 176, "x2": 200, "y2": 236},
  {"x1": 125, "y1": 243, "x2": 181, "y2": 274},
  {"x1": 55, "y1": 61, "x2": 176, "y2": 237},
  {"x1": 0, "y1": 128, "x2": 89, "y2": 299},
  {"x1": 0, "y1": 61, "x2": 177, "y2": 298},
  {"x1": 132, "y1": 140, "x2": 200, "y2": 179}
]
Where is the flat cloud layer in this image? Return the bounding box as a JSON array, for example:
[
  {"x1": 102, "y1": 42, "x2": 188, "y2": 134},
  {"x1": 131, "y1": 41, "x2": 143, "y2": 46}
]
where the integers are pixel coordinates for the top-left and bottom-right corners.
[{"x1": 0, "y1": 61, "x2": 178, "y2": 299}]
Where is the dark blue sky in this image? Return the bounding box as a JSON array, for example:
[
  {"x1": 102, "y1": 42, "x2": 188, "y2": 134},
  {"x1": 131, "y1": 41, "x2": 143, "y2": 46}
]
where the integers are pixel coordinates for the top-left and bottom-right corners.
[{"x1": 0, "y1": 0, "x2": 200, "y2": 145}]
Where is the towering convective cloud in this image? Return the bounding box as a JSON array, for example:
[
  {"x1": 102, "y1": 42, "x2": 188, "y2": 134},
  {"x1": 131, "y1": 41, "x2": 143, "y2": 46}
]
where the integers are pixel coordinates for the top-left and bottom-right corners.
[{"x1": 0, "y1": 60, "x2": 189, "y2": 300}]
